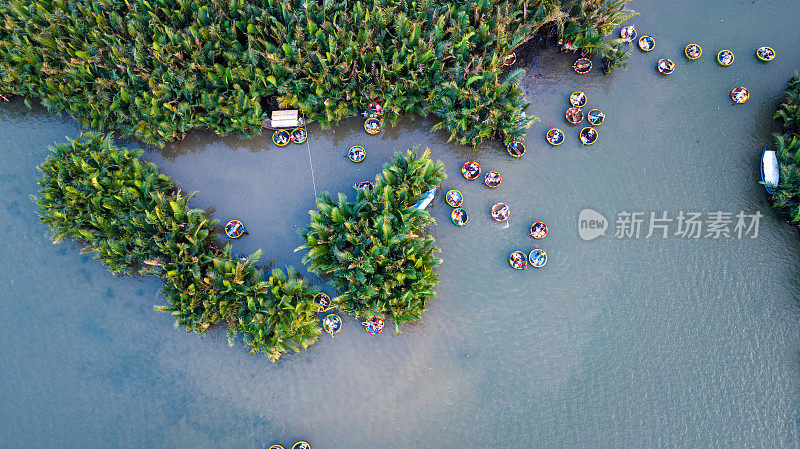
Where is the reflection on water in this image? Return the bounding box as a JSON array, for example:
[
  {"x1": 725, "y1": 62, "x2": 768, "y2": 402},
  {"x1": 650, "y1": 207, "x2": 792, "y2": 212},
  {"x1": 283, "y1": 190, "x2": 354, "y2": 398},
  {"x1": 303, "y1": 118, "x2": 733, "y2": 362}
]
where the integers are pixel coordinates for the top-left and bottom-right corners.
[{"x1": 3, "y1": 0, "x2": 800, "y2": 448}]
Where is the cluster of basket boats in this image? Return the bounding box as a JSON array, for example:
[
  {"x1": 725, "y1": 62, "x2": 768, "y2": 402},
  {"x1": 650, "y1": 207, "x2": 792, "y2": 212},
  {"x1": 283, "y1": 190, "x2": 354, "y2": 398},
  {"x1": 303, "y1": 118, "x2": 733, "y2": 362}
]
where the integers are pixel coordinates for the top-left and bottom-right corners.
[
  {"x1": 270, "y1": 102, "x2": 384, "y2": 148},
  {"x1": 613, "y1": 25, "x2": 774, "y2": 104},
  {"x1": 548, "y1": 91, "x2": 603, "y2": 147},
  {"x1": 313, "y1": 292, "x2": 385, "y2": 338},
  {"x1": 448, "y1": 160, "x2": 549, "y2": 270},
  {"x1": 548, "y1": 26, "x2": 776, "y2": 148}
]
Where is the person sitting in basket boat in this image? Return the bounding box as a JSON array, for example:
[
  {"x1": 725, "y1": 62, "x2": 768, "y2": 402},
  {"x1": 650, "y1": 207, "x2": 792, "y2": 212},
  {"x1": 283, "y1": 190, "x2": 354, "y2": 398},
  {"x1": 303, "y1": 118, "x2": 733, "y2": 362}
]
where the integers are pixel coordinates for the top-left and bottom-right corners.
[
  {"x1": 573, "y1": 58, "x2": 591, "y2": 72},
  {"x1": 486, "y1": 172, "x2": 501, "y2": 185},
  {"x1": 620, "y1": 26, "x2": 635, "y2": 40},
  {"x1": 493, "y1": 204, "x2": 510, "y2": 220},
  {"x1": 758, "y1": 47, "x2": 774, "y2": 60},
  {"x1": 531, "y1": 222, "x2": 547, "y2": 238},
  {"x1": 548, "y1": 128, "x2": 563, "y2": 144},
  {"x1": 507, "y1": 140, "x2": 524, "y2": 156},
  {"x1": 447, "y1": 190, "x2": 461, "y2": 205},
  {"x1": 453, "y1": 209, "x2": 467, "y2": 225},
  {"x1": 465, "y1": 162, "x2": 479, "y2": 178},
  {"x1": 658, "y1": 59, "x2": 671, "y2": 72},
  {"x1": 719, "y1": 50, "x2": 733, "y2": 65},
  {"x1": 687, "y1": 45, "x2": 700, "y2": 58},
  {"x1": 292, "y1": 128, "x2": 307, "y2": 142},
  {"x1": 733, "y1": 88, "x2": 748, "y2": 103},
  {"x1": 365, "y1": 119, "x2": 380, "y2": 132},
  {"x1": 275, "y1": 132, "x2": 289, "y2": 145},
  {"x1": 367, "y1": 99, "x2": 383, "y2": 115},
  {"x1": 566, "y1": 107, "x2": 582, "y2": 123}
]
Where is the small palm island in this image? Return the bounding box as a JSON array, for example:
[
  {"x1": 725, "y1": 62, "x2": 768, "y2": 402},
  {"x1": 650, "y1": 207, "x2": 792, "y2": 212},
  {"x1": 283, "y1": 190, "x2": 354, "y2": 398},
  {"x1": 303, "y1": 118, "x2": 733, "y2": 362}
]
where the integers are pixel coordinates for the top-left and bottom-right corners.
[{"x1": 2, "y1": 0, "x2": 800, "y2": 447}]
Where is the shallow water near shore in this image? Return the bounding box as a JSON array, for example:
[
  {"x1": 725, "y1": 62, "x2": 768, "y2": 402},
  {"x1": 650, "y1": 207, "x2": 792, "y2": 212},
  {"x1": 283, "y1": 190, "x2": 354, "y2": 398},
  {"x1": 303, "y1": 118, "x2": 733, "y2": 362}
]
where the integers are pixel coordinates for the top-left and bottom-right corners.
[{"x1": 3, "y1": 1, "x2": 800, "y2": 447}]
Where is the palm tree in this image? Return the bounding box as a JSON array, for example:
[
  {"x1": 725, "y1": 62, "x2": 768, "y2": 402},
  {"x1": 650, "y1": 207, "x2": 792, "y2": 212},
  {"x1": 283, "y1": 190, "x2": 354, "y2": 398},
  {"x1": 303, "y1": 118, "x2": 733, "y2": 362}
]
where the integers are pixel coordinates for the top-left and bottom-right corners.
[
  {"x1": 35, "y1": 132, "x2": 321, "y2": 360},
  {"x1": 297, "y1": 147, "x2": 445, "y2": 331}
]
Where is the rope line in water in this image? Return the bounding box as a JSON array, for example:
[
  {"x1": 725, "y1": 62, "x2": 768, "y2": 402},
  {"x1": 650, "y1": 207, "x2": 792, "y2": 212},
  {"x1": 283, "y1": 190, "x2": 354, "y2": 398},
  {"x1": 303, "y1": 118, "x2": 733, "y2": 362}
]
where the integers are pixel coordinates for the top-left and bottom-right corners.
[{"x1": 304, "y1": 121, "x2": 318, "y2": 199}]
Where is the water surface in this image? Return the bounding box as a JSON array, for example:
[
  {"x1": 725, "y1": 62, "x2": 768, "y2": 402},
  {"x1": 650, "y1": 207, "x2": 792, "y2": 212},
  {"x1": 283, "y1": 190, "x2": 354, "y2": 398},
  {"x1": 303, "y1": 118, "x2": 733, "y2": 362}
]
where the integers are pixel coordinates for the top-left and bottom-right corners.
[{"x1": 2, "y1": 1, "x2": 800, "y2": 447}]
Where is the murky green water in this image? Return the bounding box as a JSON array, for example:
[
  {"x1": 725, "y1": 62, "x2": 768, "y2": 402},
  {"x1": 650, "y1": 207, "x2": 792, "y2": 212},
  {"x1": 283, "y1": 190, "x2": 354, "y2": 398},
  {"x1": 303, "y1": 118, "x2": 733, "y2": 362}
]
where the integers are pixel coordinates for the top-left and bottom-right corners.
[{"x1": 3, "y1": 1, "x2": 800, "y2": 447}]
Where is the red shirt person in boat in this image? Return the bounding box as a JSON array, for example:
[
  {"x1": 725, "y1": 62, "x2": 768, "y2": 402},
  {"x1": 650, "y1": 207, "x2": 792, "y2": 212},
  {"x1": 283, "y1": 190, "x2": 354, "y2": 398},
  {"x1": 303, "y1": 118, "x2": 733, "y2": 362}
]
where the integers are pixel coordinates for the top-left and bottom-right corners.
[{"x1": 367, "y1": 99, "x2": 383, "y2": 115}]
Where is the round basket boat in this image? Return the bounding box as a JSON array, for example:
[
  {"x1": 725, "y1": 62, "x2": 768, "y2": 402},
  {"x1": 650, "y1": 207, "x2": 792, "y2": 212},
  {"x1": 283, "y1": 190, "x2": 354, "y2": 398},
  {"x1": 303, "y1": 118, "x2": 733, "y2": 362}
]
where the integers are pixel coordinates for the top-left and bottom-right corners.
[
  {"x1": 272, "y1": 129, "x2": 290, "y2": 147},
  {"x1": 573, "y1": 58, "x2": 592, "y2": 74},
  {"x1": 292, "y1": 442, "x2": 311, "y2": 449},
  {"x1": 445, "y1": 190, "x2": 463, "y2": 207},
  {"x1": 529, "y1": 248, "x2": 547, "y2": 268},
  {"x1": 484, "y1": 171, "x2": 502, "y2": 188},
  {"x1": 508, "y1": 251, "x2": 528, "y2": 270},
  {"x1": 364, "y1": 117, "x2": 381, "y2": 135},
  {"x1": 348, "y1": 145, "x2": 366, "y2": 163},
  {"x1": 587, "y1": 109, "x2": 605, "y2": 126},
  {"x1": 269, "y1": 445, "x2": 285, "y2": 449},
  {"x1": 731, "y1": 86, "x2": 749, "y2": 104},
  {"x1": 580, "y1": 127, "x2": 598, "y2": 145},
  {"x1": 717, "y1": 50, "x2": 734, "y2": 66},
  {"x1": 354, "y1": 181, "x2": 374, "y2": 191},
  {"x1": 503, "y1": 52, "x2": 517, "y2": 67},
  {"x1": 530, "y1": 221, "x2": 548, "y2": 239},
  {"x1": 491, "y1": 202, "x2": 510, "y2": 222},
  {"x1": 756, "y1": 46, "x2": 775, "y2": 62},
  {"x1": 546, "y1": 128, "x2": 565, "y2": 146},
  {"x1": 685, "y1": 43, "x2": 702, "y2": 60},
  {"x1": 451, "y1": 207, "x2": 468, "y2": 226},
  {"x1": 322, "y1": 314, "x2": 342, "y2": 337},
  {"x1": 638, "y1": 35, "x2": 655, "y2": 52},
  {"x1": 569, "y1": 91, "x2": 587, "y2": 107},
  {"x1": 506, "y1": 140, "x2": 525, "y2": 158},
  {"x1": 461, "y1": 160, "x2": 481, "y2": 180},
  {"x1": 225, "y1": 219, "x2": 247, "y2": 239},
  {"x1": 313, "y1": 293, "x2": 331, "y2": 312},
  {"x1": 565, "y1": 107, "x2": 584, "y2": 125},
  {"x1": 620, "y1": 25, "x2": 637, "y2": 41},
  {"x1": 290, "y1": 127, "x2": 307, "y2": 144},
  {"x1": 363, "y1": 316, "x2": 385, "y2": 335},
  {"x1": 656, "y1": 58, "x2": 675, "y2": 75}
]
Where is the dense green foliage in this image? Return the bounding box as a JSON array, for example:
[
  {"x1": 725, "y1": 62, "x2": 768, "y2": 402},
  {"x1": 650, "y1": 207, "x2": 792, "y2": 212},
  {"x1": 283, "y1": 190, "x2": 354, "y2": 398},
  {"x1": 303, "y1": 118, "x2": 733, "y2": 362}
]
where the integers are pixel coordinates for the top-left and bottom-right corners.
[
  {"x1": 35, "y1": 132, "x2": 320, "y2": 361},
  {"x1": 0, "y1": 0, "x2": 633, "y2": 147},
  {"x1": 297, "y1": 147, "x2": 446, "y2": 331},
  {"x1": 769, "y1": 74, "x2": 800, "y2": 221}
]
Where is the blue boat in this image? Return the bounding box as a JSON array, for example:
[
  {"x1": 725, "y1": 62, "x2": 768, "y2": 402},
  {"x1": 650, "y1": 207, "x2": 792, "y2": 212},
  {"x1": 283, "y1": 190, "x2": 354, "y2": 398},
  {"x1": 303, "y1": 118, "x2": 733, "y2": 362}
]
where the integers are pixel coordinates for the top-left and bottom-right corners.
[
  {"x1": 761, "y1": 149, "x2": 779, "y2": 194},
  {"x1": 415, "y1": 188, "x2": 437, "y2": 210}
]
